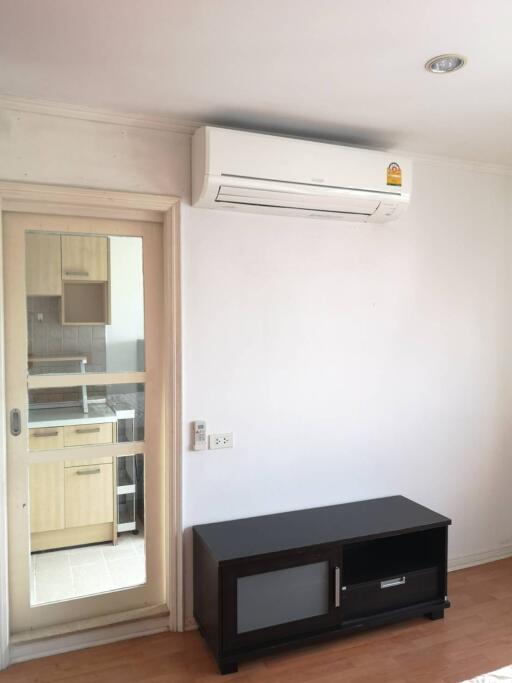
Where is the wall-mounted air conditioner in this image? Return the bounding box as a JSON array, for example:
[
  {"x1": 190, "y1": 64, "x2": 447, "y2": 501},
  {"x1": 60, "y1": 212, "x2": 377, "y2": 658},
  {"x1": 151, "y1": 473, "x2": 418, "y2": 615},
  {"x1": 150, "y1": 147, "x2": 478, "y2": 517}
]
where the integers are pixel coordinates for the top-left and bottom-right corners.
[{"x1": 192, "y1": 126, "x2": 412, "y2": 222}]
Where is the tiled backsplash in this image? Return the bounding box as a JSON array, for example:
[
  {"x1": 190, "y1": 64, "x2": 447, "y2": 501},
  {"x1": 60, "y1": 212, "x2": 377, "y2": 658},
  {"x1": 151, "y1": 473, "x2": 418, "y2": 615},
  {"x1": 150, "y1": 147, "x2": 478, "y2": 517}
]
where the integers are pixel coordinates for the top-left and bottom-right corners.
[
  {"x1": 27, "y1": 298, "x2": 144, "y2": 438},
  {"x1": 27, "y1": 297, "x2": 106, "y2": 374}
]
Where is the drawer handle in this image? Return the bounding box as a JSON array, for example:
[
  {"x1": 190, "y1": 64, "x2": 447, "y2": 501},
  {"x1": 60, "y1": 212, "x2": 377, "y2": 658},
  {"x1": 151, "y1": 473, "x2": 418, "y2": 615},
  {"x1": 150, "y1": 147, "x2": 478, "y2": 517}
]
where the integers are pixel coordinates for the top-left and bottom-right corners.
[
  {"x1": 33, "y1": 431, "x2": 59, "y2": 437},
  {"x1": 76, "y1": 468, "x2": 101, "y2": 476},
  {"x1": 65, "y1": 270, "x2": 89, "y2": 276},
  {"x1": 381, "y1": 577, "x2": 406, "y2": 589},
  {"x1": 75, "y1": 427, "x2": 101, "y2": 434}
]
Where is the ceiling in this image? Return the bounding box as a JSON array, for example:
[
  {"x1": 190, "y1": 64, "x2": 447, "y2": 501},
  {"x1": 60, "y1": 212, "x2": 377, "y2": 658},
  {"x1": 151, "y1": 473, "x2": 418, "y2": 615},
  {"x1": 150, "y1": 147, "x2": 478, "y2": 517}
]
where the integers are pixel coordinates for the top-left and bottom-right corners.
[{"x1": 0, "y1": 0, "x2": 511, "y2": 165}]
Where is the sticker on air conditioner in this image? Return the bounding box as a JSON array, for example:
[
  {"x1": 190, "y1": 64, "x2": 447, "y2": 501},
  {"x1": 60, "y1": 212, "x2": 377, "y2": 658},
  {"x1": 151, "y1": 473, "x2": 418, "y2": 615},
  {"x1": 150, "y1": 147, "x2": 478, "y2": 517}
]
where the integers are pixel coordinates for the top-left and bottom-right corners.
[{"x1": 386, "y1": 162, "x2": 402, "y2": 186}]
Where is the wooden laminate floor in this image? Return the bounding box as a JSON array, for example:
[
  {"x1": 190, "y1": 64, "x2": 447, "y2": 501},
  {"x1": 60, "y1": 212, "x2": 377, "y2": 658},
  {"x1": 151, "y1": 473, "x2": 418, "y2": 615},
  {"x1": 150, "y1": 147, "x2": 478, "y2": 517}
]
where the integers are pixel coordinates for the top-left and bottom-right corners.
[{"x1": 1, "y1": 558, "x2": 512, "y2": 683}]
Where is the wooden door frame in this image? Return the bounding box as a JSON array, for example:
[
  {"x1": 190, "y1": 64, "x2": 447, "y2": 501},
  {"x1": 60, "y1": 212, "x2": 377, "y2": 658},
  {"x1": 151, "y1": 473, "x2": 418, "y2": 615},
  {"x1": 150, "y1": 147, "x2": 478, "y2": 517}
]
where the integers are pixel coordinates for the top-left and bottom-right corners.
[{"x1": 0, "y1": 181, "x2": 183, "y2": 669}]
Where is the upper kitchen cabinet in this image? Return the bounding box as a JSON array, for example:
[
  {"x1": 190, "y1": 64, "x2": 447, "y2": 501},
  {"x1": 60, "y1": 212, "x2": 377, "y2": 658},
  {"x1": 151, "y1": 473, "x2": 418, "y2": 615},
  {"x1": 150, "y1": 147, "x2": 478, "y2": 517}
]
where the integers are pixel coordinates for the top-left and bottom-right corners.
[
  {"x1": 26, "y1": 233, "x2": 62, "y2": 296},
  {"x1": 26, "y1": 232, "x2": 110, "y2": 325},
  {"x1": 62, "y1": 281, "x2": 110, "y2": 325},
  {"x1": 61, "y1": 235, "x2": 110, "y2": 325},
  {"x1": 61, "y1": 235, "x2": 109, "y2": 282}
]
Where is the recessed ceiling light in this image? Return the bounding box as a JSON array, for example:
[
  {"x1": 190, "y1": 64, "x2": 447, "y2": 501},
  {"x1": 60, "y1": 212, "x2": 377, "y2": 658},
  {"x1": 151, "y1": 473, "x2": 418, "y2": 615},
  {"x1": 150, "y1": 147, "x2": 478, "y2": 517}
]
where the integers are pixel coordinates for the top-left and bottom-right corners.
[{"x1": 425, "y1": 54, "x2": 466, "y2": 74}]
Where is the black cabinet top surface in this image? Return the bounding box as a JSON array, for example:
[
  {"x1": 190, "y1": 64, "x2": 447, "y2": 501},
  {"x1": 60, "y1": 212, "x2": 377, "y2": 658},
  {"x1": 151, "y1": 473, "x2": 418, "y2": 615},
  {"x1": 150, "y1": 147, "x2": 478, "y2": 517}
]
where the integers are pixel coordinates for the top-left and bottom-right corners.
[{"x1": 193, "y1": 495, "x2": 451, "y2": 563}]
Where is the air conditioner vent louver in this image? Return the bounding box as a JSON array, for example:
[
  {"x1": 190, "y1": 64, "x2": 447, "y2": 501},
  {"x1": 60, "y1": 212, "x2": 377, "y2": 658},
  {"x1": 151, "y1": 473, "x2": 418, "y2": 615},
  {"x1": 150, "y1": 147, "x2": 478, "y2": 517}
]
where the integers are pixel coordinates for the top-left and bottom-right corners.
[{"x1": 216, "y1": 184, "x2": 379, "y2": 217}]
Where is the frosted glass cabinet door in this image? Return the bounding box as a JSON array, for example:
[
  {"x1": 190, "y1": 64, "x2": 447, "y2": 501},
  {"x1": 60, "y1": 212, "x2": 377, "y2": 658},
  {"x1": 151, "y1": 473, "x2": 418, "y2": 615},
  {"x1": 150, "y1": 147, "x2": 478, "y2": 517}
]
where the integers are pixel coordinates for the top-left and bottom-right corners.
[
  {"x1": 237, "y1": 562, "x2": 328, "y2": 633},
  {"x1": 222, "y1": 546, "x2": 342, "y2": 651}
]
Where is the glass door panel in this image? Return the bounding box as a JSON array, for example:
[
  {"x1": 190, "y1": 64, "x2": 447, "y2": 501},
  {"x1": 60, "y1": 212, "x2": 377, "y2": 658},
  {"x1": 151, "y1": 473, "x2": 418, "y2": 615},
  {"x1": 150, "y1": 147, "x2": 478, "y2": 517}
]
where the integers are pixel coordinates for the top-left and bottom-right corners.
[
  {"x1": 26, "y1": 233, "x2": 145, "y2": 375},
  {"x1": 28, "y1": 382, "x2": 145, "y2": 449},
  {"x1": 29, "y1": 453, "x2": 146, "y2": 606}
]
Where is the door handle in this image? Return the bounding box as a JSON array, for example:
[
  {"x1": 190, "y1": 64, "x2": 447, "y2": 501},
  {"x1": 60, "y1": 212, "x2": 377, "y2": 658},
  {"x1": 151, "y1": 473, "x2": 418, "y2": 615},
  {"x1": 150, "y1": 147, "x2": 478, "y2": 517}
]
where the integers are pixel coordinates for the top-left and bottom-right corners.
[
  {"x1": 76, "y1": 468, "x2": 101, "y2": 475},
  {"x1": 10, "y1": 409, "x2": 21, "y2": 436},
  {"x1": 64, "y1": 270, "x2": 89, "y2": 276},
  {"x1": 334, "y1": 566, "x2": 341, "y2": 607},
  {"x1": 32, "y1": 431, "x2": 59, "y2": 437},
  {"x1": 75, "y1": 427, "x2": 101, "y2": 434}
]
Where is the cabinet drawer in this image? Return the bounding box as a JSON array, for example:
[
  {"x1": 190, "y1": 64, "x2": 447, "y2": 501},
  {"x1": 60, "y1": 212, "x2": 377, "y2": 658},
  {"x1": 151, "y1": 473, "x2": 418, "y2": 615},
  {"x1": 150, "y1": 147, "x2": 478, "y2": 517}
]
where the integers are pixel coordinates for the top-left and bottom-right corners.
[
  {"x1": 65, "y1": 463, "x2": 114, "y2": 528},
  {"x1": 342, "y1": 567, "x2": 440, "y2": 622},
  {"x1": 63, "y1": 422, "x2": 113, "y2": 447},
  {"x1": 29, "y1": 427, "x2": 64, "y2": 451}
]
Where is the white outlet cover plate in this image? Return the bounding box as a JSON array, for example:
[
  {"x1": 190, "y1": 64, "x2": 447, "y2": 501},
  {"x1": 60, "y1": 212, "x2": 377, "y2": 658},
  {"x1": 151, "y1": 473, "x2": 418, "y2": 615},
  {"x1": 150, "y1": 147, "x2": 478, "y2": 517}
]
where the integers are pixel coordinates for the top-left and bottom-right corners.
[{"x1": 209, "y1": 433, "x2": 233, "y2": 449}]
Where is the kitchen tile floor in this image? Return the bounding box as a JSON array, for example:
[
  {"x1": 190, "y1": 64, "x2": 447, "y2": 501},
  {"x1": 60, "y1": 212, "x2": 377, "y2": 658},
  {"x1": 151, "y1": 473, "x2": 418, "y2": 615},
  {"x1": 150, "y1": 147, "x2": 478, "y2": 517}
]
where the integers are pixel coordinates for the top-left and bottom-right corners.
[{"x1": 30, "y1": 531, "x2": 145, "y2": 605}]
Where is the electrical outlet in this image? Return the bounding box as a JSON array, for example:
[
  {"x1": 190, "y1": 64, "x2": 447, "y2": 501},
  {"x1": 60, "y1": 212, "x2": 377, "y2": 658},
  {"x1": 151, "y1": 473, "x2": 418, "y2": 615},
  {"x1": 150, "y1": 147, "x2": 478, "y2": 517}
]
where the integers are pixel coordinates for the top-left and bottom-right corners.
[{"x1": 209, "y1": 433, "x2": 234, "y2": 450}]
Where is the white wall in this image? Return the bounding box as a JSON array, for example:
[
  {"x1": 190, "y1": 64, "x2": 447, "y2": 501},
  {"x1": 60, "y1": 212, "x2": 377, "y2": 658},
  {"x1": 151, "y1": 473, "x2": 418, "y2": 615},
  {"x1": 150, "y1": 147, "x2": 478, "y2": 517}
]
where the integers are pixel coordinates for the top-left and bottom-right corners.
[
  {"x1": 1, "y1": 106, "x2": 511, "y2": 625},
  {"x1": 106, "y1": 236, "x2": 145, "y2": 372}
]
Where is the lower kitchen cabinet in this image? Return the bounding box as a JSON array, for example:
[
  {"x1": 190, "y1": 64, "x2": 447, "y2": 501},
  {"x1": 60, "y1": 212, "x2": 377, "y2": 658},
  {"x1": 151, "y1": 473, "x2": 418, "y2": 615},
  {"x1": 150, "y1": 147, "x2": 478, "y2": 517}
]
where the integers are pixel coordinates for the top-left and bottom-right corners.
[
  {"x1": 65, "y1": 463, "x2": 114, "y2": 528},
  {"x1": 30, "y1": 459, "x2": 115, "y2": 551},
  {"x1": 193, "y1": 496, "x2": 451, "y2": 675},
  {"x1": 29, "y1": 462, "x2": 65, "y2": 534}
]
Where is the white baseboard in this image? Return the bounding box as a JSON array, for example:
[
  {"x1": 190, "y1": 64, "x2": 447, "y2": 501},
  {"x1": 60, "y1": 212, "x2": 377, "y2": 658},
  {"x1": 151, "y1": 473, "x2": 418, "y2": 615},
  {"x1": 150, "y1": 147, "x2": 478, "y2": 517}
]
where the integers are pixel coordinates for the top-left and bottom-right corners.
[
  {"x1": 9, "y1": 613, "x2": 170, "y2": 665},
  {"x1": 448, "y1": 544, "x2": 512, "y2": 572}
]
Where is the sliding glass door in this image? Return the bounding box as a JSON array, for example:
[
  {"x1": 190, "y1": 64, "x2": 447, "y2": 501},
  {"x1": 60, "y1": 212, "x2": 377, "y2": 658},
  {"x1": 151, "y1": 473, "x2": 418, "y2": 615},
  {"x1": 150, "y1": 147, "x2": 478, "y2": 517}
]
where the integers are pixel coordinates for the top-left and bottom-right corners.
[{"x1": 4, "y1": 212, "x2": 166, "y2": 634}]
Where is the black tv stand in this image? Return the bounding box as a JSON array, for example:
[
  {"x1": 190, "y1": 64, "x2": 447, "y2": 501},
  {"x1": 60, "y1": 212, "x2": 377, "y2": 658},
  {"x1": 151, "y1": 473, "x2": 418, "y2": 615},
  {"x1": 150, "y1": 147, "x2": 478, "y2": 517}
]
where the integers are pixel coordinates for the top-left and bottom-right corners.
[{"x1": 193, "y1": 495, "x2": 451, "y2": 674}]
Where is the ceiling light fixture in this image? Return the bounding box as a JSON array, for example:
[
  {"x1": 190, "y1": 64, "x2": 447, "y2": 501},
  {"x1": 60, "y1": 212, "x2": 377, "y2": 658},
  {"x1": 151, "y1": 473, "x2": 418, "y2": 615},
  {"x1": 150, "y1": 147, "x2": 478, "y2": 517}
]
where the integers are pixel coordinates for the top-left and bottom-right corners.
[{"x1": 425, "y1": 54, "x2": 466, "y2": 74}]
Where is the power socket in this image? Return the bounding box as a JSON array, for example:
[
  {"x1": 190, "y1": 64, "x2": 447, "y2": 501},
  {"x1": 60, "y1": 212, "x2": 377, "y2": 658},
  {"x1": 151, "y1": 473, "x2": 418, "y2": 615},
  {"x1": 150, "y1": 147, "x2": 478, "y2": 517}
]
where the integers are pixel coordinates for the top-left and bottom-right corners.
[{"x1": 209, "y1": 433, "x2": 234, "y2": 450}]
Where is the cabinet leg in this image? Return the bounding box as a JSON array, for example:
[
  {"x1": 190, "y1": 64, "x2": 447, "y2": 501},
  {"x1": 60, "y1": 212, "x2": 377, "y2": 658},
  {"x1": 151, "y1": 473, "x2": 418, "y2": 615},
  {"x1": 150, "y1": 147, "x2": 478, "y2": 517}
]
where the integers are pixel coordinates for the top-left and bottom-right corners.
[
  {"x1": 426, "y1": 609, "x2": 444, "y2": 621},
  {"x1": 219, "y1": 661, "x2": 238, "y2": 675}
]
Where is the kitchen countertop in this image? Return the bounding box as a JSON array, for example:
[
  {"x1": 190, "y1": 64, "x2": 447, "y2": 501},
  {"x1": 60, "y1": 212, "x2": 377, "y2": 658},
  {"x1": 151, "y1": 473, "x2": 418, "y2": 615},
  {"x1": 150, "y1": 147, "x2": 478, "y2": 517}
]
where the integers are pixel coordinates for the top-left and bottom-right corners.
[{"x1": 28, "y1": 404, "x2": 117, "y2": 428}]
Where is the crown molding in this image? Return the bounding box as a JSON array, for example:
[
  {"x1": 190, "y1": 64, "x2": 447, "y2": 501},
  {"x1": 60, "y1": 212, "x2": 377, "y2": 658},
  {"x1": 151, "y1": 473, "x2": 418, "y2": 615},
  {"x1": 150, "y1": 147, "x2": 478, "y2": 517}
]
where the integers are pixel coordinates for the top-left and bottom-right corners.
[
  {"x1": 1, "y1": 94, "x2": 511, "y2": 176},
  {"x1": 0, "y1": 94, "x2": 199, "y2": 136},
  {"x1": 391, "y1": 147, "x2": 512, "y2": 177}
]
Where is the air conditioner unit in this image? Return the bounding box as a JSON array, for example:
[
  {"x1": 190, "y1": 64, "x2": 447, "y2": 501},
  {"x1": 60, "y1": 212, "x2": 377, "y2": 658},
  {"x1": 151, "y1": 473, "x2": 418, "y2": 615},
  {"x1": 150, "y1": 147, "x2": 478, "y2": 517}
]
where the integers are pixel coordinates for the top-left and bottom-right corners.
[{"x1": 192, "y1": 127, "x2": 411, "y2": 222}]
